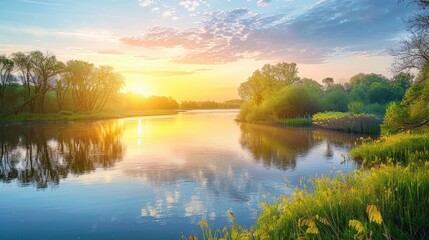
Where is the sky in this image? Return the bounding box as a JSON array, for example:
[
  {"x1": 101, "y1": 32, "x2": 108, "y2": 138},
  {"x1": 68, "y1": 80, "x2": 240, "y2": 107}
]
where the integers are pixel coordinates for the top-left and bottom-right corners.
[{"x1": 0, "y1": 0, "x2": 415, "y2": 101}]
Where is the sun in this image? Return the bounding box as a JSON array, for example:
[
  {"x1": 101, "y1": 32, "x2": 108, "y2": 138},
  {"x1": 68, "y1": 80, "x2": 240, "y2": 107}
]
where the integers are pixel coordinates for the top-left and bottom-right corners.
[{"x1": 123, "y1": 76, "x2": 155, "y2": 96}]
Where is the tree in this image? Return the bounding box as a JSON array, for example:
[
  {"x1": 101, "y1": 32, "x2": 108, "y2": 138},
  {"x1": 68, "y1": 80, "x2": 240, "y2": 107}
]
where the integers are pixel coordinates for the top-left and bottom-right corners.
[
  {"x1": 322, "y1": 77, "x2": 334, "y2": 90},
  {"x1": 0, "y1": 55, "x2": 15, "y2": 105},
  {"x1": 383, "y1": 62, "x2": 429, "y2": 133},
  {"x1": 391, "y1": 33, "x2": 429, "y2": 72},
  {"x1": 238, "y1": 62, "x2": 299, "y2": 105},
  {"x1": 66, "y1": 60, "x2": 124, "y2": 112},
  {"x1": 30, "y1": 51, "x2": 65, "y2": 113},
  {"x1": 393, "y1": 1, "x2": 429, "y2": 72},
  {"x1": 11, "y1": 52, "x2": 35, "y2": 112},
  {"x1": 323, "y1": 88, "x2": 349, "y2": 112},
  {"x1": 12, "y1": 51, "x2": 65, "y2": 113}
]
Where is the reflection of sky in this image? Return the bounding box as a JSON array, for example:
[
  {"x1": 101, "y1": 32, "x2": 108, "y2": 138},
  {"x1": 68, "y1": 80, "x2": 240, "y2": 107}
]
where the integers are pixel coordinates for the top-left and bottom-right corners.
[{"x1": 0, "y1": 110, "x2": 360, "y2": 239}]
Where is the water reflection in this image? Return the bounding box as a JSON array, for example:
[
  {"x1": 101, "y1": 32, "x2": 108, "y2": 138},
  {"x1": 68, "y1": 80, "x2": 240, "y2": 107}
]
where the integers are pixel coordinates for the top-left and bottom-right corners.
[
  {"x1": 239, "y1": 123, "x2": 363, "y2": 170},
  {"x1": 0, "y1": 111, "x2": 368, "y2": 239},
  {"x1": 0, "y1": 121, "x2": 124, "y2": 188}
]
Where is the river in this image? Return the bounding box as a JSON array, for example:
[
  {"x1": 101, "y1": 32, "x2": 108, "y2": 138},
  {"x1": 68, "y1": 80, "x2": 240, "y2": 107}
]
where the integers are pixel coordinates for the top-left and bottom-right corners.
[{"x1": 0, "y1": 110, "x2": 363, "y2": 239}]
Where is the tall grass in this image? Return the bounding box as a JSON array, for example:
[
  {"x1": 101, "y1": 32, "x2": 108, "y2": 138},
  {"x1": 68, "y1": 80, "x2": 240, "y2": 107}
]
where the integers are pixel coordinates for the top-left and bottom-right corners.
[
  {"x1": 277, "y1": 118, "x2": 312, "y2": 126},
  {"x1": 313, "y1": 112, "x2": 381, "y2": 134},
  {"x1": 189, "y1": 163, "x2": 429, "y2": 239},
  {"x1": 350, "y1": 133, "x2": 429, "y2": 166}
]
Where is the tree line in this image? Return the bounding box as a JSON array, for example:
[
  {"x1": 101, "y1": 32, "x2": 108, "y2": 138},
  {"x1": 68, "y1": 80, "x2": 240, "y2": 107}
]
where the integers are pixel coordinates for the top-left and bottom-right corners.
[
  {"x1": 238, "y1": 0, "x2": 429, "y2": 133},
  {"x1": 0, "y1": 51, "x2": 124, "y2": 116},
  {"x1": 237, "y1": 62, "x2": 412, "y2": 122}
]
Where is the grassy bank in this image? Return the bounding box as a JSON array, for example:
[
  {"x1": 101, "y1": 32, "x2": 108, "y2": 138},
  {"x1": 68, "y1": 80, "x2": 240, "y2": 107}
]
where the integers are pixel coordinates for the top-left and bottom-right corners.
[
  {"x1": 313, "y1": 112, "x2": 381, "y2": 134},
  {"x1": 277, "y1": 118, "x2": 312, "y2": 127},
  {"x1": 0, "y1": 110, "x2": 179, "y2": 123},
  {"x1": 350, "y1": 133, "x2": 429, "y2": 166},
  {"x1": 192, "y1": 162, "x2": 429, "y2": 240}
]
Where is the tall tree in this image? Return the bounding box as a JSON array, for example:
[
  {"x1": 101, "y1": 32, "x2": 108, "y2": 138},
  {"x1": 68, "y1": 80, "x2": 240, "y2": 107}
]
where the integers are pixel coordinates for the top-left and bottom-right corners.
[
  {"x1": 238, "y1": 62, "x2": 299, "y2": 105},
  {"x1": 0, "y1": 55, "x2": 15, "y2": 105},
  {"x1": 11, "y1": 52, "x2": 35, "y2": 112},
  {"x1": 66, "y1": 60, "x2": 124, "y2": 112},
  {"x1": 29, "y1": 51, "x2": 65, "y2": 113}
]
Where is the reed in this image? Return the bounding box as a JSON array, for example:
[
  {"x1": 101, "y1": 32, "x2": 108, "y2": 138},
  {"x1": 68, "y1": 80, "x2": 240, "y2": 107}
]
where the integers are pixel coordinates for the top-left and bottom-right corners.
[
  {"x1": 189, "y1": 162, "x2": 429, "y2": 239},
  {"x1": 313, "y1": 112, "x2": 381, "y2": 134},
  {"x1": 350, "y1": 133, "x2": 429, "y2": 166}
]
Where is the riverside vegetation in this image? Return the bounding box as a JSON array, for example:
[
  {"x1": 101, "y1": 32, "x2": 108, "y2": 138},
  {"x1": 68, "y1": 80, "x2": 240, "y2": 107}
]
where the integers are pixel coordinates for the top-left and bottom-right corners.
[
  {"x1": 0, "y1": 51, "x2": 241, "y2": 123},
  {"x1": 189, "y1": 0, "x2": 429, "y2": 239}
]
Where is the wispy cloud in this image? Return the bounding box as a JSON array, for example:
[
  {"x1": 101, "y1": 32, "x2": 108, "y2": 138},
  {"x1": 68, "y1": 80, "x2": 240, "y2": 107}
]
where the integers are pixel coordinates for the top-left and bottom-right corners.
[
  {"x1": 122, "y1": 0, "x2": 410, "y2": 65},
  {"x1": 18, "y1": 0, "x2": 61, "y2": 6},
  {"x1": 123, "y1": 70, "x2": 194, "y2": 77},
  {"x1": 257, "y1": 0, "x2": 272, "y2": 7},
  {"x1": 96, "y1": 50, "x2": 123, "y2": 55},
  {"x1": 0, "y1": 25, "x2": 117, "y2": 42}
]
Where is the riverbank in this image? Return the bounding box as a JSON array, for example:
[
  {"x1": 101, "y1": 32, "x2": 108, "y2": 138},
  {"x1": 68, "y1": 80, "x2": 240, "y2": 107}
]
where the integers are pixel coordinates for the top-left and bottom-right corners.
[
  {"x1": 0, "y1": 110, "x2": 179, "y2": 124},
  {"x1": 191, "y1": 125, "x2": 429, "y2": 239},
  {"x1": 197, "y1": 162, "x2": 429, "y2": 240}
]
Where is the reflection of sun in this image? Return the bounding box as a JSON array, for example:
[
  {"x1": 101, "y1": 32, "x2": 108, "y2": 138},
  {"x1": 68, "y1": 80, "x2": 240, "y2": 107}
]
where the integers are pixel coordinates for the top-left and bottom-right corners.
[{"x1": 137, "y1": 119, "x2": 142, "y2": 145}]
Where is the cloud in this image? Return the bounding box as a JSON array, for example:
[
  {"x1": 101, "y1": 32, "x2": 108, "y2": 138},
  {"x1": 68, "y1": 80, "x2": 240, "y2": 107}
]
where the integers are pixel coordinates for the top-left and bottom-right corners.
[
  {"x1": 96, "y1": 50, "x2": 122, "y2": 55},
  {"x1": 257, "y1": 0, "x2": 272, "y2": 7},
  {"x1": 180, "y1": 0, "x2": 202, "y2": 11},
  {"x1": 18, "y1": 0, "x2": 61, "y2": 6},
  {"x1": 123, "y1": 70, "x2": 194, "y2": 77},
  {"x1": 122, "y1": 0, "x2": 411, "y2": 64},
  {"x1": 138, "y1": 0, "x2": 156, "y2": 7}
]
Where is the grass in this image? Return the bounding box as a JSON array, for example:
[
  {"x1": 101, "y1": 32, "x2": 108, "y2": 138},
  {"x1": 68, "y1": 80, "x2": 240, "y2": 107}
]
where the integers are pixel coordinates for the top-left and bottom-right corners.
[
  {"x1": 350, "y1": 132, "x2": 429, "y2": 166},
  {"x1": 313, "y1": 112, "x2": 382, "y2": 134},
  {"x1": 189, "y1": 162, "x2": 429, "y2": 240},
  {"x1": 0, "y1": 110, "x2": 179, "y2": 123},
  {"x1": 277, "y1": 118, "x2": 312, "y2": 126}
]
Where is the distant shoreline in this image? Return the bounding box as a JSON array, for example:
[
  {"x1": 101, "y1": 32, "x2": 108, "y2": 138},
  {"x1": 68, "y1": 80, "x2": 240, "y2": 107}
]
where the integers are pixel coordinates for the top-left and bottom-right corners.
[{"x1": 0, "y1": 110, "x2": 180, "y2": 124}]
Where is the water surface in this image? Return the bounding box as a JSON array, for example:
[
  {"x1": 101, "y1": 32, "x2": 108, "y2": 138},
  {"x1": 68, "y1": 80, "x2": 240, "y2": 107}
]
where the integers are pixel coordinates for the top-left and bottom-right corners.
[{"x1": 0, "y1": 110, "x2": 362, "y2": 239}]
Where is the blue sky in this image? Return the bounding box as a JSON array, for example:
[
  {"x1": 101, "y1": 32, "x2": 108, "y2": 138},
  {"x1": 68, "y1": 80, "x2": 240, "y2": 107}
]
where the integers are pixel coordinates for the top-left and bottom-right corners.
[{"x1": 0, "y1": 0, "x2": 415, "y2": 100}]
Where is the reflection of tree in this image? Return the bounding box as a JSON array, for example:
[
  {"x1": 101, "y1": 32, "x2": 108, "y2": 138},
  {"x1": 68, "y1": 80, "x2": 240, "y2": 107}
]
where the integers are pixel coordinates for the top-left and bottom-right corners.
[
  {"x1": 239, "y1": 123, "x2": 315, "y2": 171},
  {"x1": 239, "y1": 124, "x2": 366, "y2": 171},
  {"x1": 0, "y1": 121, "x2": 124, "y2": 188}
]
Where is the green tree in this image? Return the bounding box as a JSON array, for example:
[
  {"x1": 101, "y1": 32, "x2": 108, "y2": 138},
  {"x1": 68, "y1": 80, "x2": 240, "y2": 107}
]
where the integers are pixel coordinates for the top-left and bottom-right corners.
[
  {"x1": 348, "y1": 101, "x2": 364, "y2": 114},
  {"x1": 323, "y1": 88, "x2": 349, "y2": 112},
  {"x1": 383, "y1": 62, "x2": 429, "y2": 133},
  {"x1": 0, "y1": 55, "x2": 15, "y2": 107},
  {"x1": 11, "y1": 52, "x2": 35, "y2": 112},
  {"x1": 66, "y1": 60, "x2": 124, "y2": 112},
  {"x1": 322, "y1": 77, "x2": 334, "y2": 90},
  {"x1": 238, "y1": 62, "x2": 299, "y2": 105}
]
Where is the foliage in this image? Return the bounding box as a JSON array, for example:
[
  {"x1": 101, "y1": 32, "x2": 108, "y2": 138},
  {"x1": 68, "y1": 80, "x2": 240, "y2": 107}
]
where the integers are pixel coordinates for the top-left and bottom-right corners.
[
  {"x1": 238, "y1": 85, "x2": 321, "y2": 122},
  {"x1": 180, "y1": 99, "x2": 243, "y2": 109},
  {"x1": 192, "y1": 163, "x2": 429, "y2": 239},
  {"x1": 382, "y1": 62, "x2": 429, "y2": 133},
  {"x1": 238, "y1": 62, "x2": 299, "y2": 105},
  {"x1": 347, "y1": 101, "x2": 364, "y2": 114},
  {"x1": 350, "y1": 132, "x2": 429, "y2": 166},
  {"x1": 238, "y1": 66, "x2": 410, "y2": 122},
  {"x1": 124, "y1": 93, "x2": 179, "y2": 110},
  {"x1": 313, "y1": 112, "x2": 381, "y2": 134}
]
